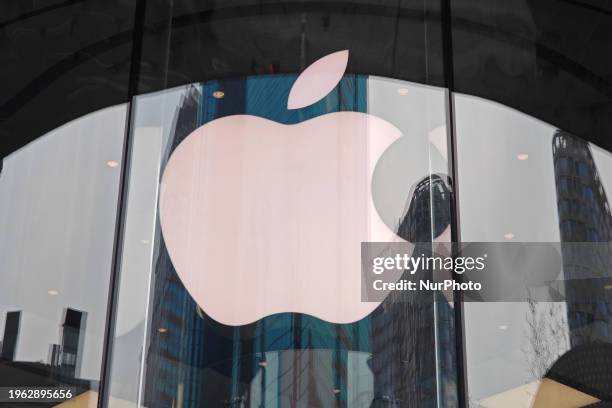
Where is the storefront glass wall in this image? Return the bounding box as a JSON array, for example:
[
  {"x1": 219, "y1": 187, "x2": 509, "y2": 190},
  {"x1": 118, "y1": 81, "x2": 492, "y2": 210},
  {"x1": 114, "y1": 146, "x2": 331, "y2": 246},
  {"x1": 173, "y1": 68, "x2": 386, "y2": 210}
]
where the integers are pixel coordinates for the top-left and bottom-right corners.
[{"x1": 1, "y1": 0, "x2": 611, "y2": 406}]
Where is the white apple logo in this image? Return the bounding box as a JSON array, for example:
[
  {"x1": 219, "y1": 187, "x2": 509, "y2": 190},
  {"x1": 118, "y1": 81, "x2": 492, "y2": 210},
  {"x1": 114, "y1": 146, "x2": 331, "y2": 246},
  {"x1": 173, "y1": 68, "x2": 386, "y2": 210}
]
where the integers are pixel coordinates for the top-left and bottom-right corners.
[{"x1": 159, "y1": 50, "x2": 404, "y2": 326}]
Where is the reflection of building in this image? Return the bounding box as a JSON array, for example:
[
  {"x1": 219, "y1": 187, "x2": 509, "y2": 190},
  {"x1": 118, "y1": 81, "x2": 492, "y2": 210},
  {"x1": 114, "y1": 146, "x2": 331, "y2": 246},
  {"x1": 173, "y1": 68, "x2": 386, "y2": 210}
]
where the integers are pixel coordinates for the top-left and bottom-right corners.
[
  {"x1": 397, "y1": 174, "x2": 452, "y2": 242},
  {"x1": 370, "y1": 173, "x2": 454, "y2": 407},
  {"x1": 59, "y1": 308, "x2": 87, "y2": 379},
  {"x1": 0, "y1": 309, "x2": 93, "y2": 398},
  {"x1": 144, "y1": 86, "x2": 210, "y2": 407},
  {"x1": 1, "y1": 309, "x2": 86, "y2": 372},
  {"x1": 553, "y1": 131, "x2": 612, "y2": 345},
  {"x1": 553, "y1": 132, "x2": 612, "y2": 242},
  {"x1": 1, "y1": 311, "x2": 20, "y2": 361}
]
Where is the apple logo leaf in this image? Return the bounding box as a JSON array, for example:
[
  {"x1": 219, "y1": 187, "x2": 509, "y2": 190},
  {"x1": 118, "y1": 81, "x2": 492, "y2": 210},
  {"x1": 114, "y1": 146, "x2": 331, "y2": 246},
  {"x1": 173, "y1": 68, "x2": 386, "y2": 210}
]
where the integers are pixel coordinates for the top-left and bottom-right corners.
[{"x1": 287, "y1": 50, "x2": 349, "y2": 110}]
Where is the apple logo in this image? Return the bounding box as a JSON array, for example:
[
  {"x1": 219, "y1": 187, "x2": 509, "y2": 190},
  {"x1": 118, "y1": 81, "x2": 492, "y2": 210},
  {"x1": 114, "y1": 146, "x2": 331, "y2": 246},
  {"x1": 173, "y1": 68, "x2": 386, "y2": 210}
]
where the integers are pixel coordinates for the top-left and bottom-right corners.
[{"x1": 159, "y1": 50, "x2": 405, "y2": 326}]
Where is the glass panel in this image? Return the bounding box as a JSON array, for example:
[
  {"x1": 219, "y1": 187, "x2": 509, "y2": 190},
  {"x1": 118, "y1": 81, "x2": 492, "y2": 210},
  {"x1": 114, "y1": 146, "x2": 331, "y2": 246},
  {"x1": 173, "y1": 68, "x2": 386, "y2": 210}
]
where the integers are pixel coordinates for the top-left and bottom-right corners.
[
  {"x1": 107, "y1": 72, "x2": 454, "y2": 407},
  {"x1": 0, "y1": 105, "x2": 127, "y2": 403},
  {"x1": 455, "y1": 93, "x2": 612, "y2": 407}
]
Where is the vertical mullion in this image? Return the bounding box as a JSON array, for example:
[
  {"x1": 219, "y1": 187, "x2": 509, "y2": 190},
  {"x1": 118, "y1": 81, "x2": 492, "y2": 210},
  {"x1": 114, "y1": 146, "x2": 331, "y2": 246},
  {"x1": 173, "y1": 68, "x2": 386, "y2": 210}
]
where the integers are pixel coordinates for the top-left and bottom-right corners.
[
  {"x1": 440, "y1": 0, "x2": 469, "y2": 406},
  {"x1": 98, "y1": 0, "x2": 148, "y2": 405}
]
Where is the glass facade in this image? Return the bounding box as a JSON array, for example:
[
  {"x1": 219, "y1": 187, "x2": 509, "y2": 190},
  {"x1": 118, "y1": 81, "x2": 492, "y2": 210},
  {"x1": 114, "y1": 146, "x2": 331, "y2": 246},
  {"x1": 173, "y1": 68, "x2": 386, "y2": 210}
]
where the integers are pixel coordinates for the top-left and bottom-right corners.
[{"x1": 1, "y1": 1, "x2": 612, "y2": 407}]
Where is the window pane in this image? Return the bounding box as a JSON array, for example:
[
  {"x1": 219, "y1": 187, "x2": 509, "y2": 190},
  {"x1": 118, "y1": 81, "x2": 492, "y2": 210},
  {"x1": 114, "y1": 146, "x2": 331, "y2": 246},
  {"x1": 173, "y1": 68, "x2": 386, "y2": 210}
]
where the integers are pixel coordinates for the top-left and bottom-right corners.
[
  {"x1": 455, "y1": 93, "x2": 612, "y2": 407},
  {"x1": 0, "y1": 105, "x2": 127, "y2": 404}
]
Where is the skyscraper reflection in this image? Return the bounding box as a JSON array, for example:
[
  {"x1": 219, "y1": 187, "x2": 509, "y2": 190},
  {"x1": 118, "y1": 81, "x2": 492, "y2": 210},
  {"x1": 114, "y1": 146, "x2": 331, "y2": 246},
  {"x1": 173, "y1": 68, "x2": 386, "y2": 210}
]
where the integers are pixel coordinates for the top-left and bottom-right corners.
[
  {"x1": 553, "y1": 130, "x2": 612, "y2": 345},
  {"x1": 0, "y1": 308, "x2": 93, "y2": 404}
]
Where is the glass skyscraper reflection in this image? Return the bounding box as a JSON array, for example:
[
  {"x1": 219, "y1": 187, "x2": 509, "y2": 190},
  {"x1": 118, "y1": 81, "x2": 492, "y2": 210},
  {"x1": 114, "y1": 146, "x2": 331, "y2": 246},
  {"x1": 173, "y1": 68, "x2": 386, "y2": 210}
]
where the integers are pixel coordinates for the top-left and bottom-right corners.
[{"x1": 553, "y1": 131, "x2": 612, "y2": 346}]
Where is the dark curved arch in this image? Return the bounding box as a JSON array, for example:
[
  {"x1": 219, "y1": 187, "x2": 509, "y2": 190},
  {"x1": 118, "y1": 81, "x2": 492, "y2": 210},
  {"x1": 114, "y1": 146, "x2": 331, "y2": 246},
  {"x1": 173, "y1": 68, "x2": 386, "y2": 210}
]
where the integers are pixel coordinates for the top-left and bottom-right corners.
[
  {"x1": 3, "y1": 2, "x2": 610, "y2": 116},
  {"x1": 558, "y1": 0, "x2": 612, "y2": 16},
  {"x1": 0, "y1": 0, "x2": 87, "y2": 29},
  {"x1": 2, "y1": 1, "x2": 612, "y2": 158}
]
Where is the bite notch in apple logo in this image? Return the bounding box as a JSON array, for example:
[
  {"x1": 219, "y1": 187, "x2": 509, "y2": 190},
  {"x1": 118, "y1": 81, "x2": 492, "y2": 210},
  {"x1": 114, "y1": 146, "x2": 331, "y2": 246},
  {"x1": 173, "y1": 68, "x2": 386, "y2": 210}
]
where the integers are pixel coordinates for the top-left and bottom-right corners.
[{"x1": 159, "y1": 50, "x2": 404, "y2": 326}]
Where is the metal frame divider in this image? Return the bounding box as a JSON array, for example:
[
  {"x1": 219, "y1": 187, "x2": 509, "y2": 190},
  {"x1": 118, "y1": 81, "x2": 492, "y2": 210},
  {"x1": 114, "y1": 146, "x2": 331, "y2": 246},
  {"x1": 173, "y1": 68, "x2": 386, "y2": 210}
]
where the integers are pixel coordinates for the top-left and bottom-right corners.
[
  {"x1": 98, "y1": 0, "x2": 148, "y2": 405},
  {"x1": 441, "y1": 0, "x2": 469, "y2": 406}
]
